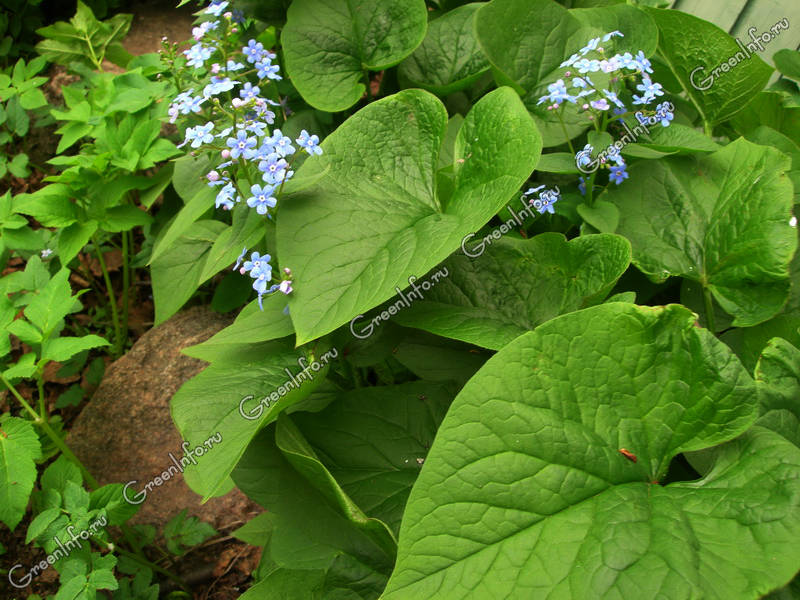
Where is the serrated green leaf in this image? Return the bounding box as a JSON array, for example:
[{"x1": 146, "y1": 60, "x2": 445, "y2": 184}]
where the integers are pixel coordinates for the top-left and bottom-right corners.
[
  {"x1": 278, "y1": 87, "x2": 540, "y2": 344},
  {"x1": 756, "y1": 337, "x2": 800, "y2": 448},
  {"x1": 282, "y1": 0, "x2": 428, "y2": 111},
  {"x1": 0, "y1": 417, "x2": 42, "y2": 530},
  {"x1": 41, "y1": 335, "x2": 109, "y2": 363}
]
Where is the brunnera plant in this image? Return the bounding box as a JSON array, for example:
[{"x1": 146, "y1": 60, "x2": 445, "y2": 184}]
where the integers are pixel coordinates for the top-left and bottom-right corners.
[
  {"x1": 157, "y1": 0, "x2": 800, "y2": 598},
  {"x1": 3, "y1": 0, "x2": 800, "y2": 598}
]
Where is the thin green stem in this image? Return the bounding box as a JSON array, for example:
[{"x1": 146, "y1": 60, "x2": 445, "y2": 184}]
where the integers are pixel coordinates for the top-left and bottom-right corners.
[
  {"x1": 36, "y1": 373, "x2": 47, "y2": 423},
  {"x1": 702, "y1": 284, "x2": 716, "y2": 333},
  {"x1": 555, "y1": 106, "x2": 575, "y2": 155},
  {"x1": 93, "y1": 537, "x2": 191, "y2": 594},
  {"x1": 121, "y1": 229, "x2": 131, "y2": 352},
  {"x1": 1, "y1": 374, "x2": 99, "y2": 489},
  {"x1": 92, "y1": 235, "x2": 122, "y2": 358}
]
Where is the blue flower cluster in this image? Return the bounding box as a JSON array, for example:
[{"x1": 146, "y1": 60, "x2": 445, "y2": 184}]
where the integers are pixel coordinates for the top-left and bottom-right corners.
[
  {"x1": 522, "y1": 185, "x2": 560, "y2": 215},
  {"x1": 167, "y1": 0, "x2": 325, "y2": 309}
]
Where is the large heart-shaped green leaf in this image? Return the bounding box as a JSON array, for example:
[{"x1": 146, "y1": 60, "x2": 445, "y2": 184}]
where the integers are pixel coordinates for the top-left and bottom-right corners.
[
  {"x1": 398, "y1": 3, "x2": 490, "y2": 96},
  {"x1": 281, "y1": 0, "x2": 428, "y2": 112},
  {"x1": 601, "y1": 138, "x2": 797, "y2": 327},
  {"x1": 393, "y1": 233, "x2": 631, "y2": 349},
  {"x1": 382, "y1": 303, "x2": 800, "y2": 599},
  {"x1": 277, "y1": 87, "x2": 540, "y2": 344},
  {"x1": 644, "y1": 7, "x2": 773, "y2": 127}
]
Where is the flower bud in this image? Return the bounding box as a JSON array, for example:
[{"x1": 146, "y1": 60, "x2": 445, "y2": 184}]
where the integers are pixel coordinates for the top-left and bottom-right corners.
[{"x1": 221, "y1": 149, "x2": 231, "y2": 158}]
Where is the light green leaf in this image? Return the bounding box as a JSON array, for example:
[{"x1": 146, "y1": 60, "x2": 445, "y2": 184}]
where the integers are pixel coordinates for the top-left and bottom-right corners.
[
  {"x1": 24, "y1": 269, "x2": 75, "y2": 336},
  {"x1": 100, "y1": 205, "x2": 153, "y2": 232},
  {"x1": 182, "y1": 295, "x2": 294, "y2": 362},
  {"x1": 755, "y1": 337, "x2": 800, "y2": 448},
  {"x1": 57, "y1": 220, "x2": 98, "y2": 267},
  {"x1": 0, "y1": 417, "x2": 42, "y2": 530},
  {"x1": 644, "y1": 7, "x2": 773, "y2": 126},
  {"x1": 576, "y1": 199, "x2": 619, "y2": 232},
  {"x1": 398, "y1": 3, "x2": 489, "y2": 96},
  {"x1": 383, "y1": 303, "x2": 792, "y2": 600},
  {"x1": 281, "y1": 0, "x2": 428, "y2": 111},
  {"x1": 774, "y1": 49, "x2": 800, "y2": 84},
  {"x1": 394, "y1": 233, "x2": 630, "y2": 350},
  {"x1": 14, "y1": 184, "x2": 77, "y2": 227},
  {"x1": 602, "y1": 138, "x2": 797, "y2": 326},
  {"x1": 171, "y1": 339, "x2": 335, "y2": 499},
  {"x1": 41, "y1": 335, "x2": 109, "y2": 363},
  {"x1": 277, "y1": 87, "x2": 540, "y2": 344},
  {"x1": 150, "y1": 220, "x2": 226, "y2": 325}
]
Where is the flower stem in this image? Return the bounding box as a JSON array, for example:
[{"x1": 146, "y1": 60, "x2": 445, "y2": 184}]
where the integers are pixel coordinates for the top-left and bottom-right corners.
[
  {"x1": 555, "y1": 106, "x2": 575, "y2": 155},
  {"x1": 121, "y1": 229, "x2": 131, "y2": 354},
  {"x1": 92, "y1": 235, "x2": 122, "y2": 359}
]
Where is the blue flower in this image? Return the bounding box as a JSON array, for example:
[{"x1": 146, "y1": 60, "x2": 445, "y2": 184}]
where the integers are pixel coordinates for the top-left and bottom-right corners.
[
  {"x1": 227, "y1": 130, "x2": 258, "y2": 159},
  {"x1": 246, "y1": 184, "x2": 277, "y2": 214},
  {"x1": 184, "y1": 43, "x2": 214, "y2": 69},
  {"x1": 560, "y1": 53, "x2": 581, "y2": 68},
  {"x1": 243, "y1": 39, "x2": 265, "y2": 63},
  {"x1": 179, "y1": 121, "x2": 215, "y2": 148},
  {"x1": 181, "y1": 95, "x2": 205, "y2": 114},
  {"x1": 609, "y1": 165, "x2": 629, "y2": 185},
  {"x1": 243, "y1": 120, "x2": 268, "y2": 136},
  {"x1": 225, "y1": 59, "x2": 245, "y2": 71},
  {"x1": 522, "y1": 185, "x2": 545, "y2": 197},
  {"x1": 296, "y1": 130, "x2": 323, "y2": 155},
  {"x1": 633, "y1": 51, "x2": 653, "y2": 74},
  {"x1": 590, "y1": 98, "x2": 610, "y2": 111},
  {"x1": 576, "y1": 143, "x2": 594, "y2": 168},
  {"x1": 602, "y1": 30, "x2": 623, "y2": 42},
  {"x1": 206, "y1": 1, "x2": 228, "y2": 17},
  {"x1": 602, "y1": 89, "x2": 625, "y2": 110},
  {"x1": 632, "y1": 76, "x2": 664, "y2": 105},
  {"x1": 656, "y1": 101, "x2": 674, "y2": 127},
  {"x1": 243, "y1": 251, "x2": 271, "y2": 277},
  {"x1": 233, "y1": 247, "x2": 248, "y2": 271},
  {"x1": 266, "y1": 129, "x2": 295, "y2": 157},
  {"x1": 256, "y1": 60, "x2": 282, "y2": 81},
  {"x1": 579, "y1": 37, "x2": 601, "y2": 56},
  {"x1": 240, "y1": 82, "x2": 260, "y2": 100},
  {"x1": 530, "y1": 187, "x2": 560, "y2": 214},
  {"x1": 203, "y1": 76, "x2": 237, "y2": 98},
  {"x1": 537, "y1": 79, "x2": 572, "y2": 106},
  {"x1": 258, "y1": 153, "x2": 292, "y2": 185},
  {"x1": 252, "y1": 268, "x2": 272, "y2": 293},
  {"x1": 574, "y1": 58, "x2": 601, "y2": 74},
  {"x1": 215, "y1": 182, "x2": 237, "y2": 210}
]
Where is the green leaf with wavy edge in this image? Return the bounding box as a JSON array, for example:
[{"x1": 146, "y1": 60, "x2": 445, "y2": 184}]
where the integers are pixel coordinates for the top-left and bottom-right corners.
[
  {"x1": 398, "y1": 3, "x2": 489, "y2": 96},
  {"x1": 601, "y1": 138, "x2": 797, "y2": 327},
  {"x1": 281, "y1": 0, "x2": 428, "y2": 112},
  {"x1": 643, "y1": 7, "x2": 773, "y2": 127},
  {"x1": 277, "y1": 87, "x2": 540, "y2": 344},
  {"x1": 0, "y1": 417, "x2": 42, "y2": 531},
  {"x1": 171, "y1": 338, "x2": 334, "y2": 500},
  {"x1": 393, "y1": 233, "x2": 630, "y2": 350},
  {"x1": 382, "y1": 303, "x2": 800, "y2": 599}
]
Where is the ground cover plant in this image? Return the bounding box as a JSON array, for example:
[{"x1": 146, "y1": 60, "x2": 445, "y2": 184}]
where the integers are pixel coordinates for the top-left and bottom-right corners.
[{"x1": 2, "y1": 0, "x2": 800, "y2": 598}]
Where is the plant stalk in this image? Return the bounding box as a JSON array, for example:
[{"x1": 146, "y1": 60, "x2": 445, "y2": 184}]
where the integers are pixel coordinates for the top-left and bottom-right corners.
[
  {"x1": 92, "y1": 236, "x2": 123, "y2": 358},
  {"x1": 702, "y1": 284, "x2": 716, "y2": 333}
]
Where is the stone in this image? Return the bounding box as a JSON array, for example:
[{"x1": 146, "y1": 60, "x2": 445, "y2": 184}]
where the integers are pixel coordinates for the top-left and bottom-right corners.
[{"x1": 66, "y1": 305, "x2": 259, "y2": 532}]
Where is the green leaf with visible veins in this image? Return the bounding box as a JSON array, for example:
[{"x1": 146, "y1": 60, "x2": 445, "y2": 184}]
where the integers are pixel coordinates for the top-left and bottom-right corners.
[
  {"x1": 281, "y1": 0, "x2": 428, "y2": 112},
  {"x1": 756, "y1": 337, "x2": 800, "y2": 448},
  {"x1": 398, "y1": 3, "x2": 489, "y2": 96},
  {"x1": 277, "y1": 87, "x2": 540, "y2": 344},
  {"x1": 601, "y1": 138, "x2": 797, "y2": 327},
  {"x1": 393, "y1": 233, "x2": 631, "y2": 350},
  {"x1": 171, "y1": 339, "x2": 333, "y2": 500},
  {"x1": 383, "y1": 303, "x2": 800, "y2": 600},
  {"x1": 0, "y1": 417, "x2": 42, "y2": 530},
  {"x1": 643, "y1": 6, "x2": 773, "y2": 126}
]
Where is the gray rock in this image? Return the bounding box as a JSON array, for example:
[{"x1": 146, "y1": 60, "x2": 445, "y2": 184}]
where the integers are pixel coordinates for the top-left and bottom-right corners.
[{"x1": 66, "y1": 305, "x2": 259, "y2": 531}]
